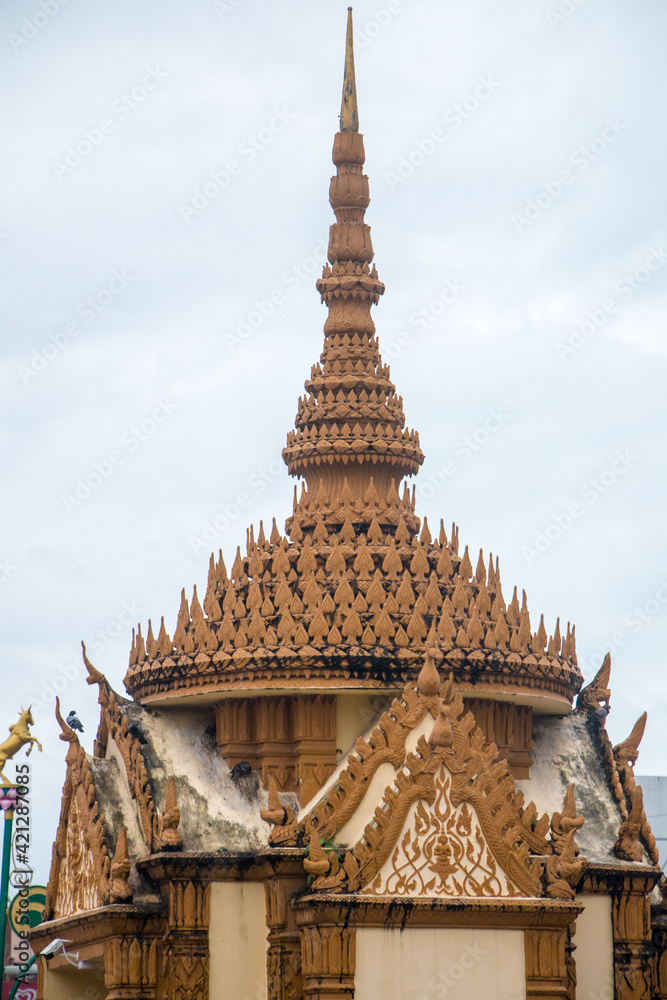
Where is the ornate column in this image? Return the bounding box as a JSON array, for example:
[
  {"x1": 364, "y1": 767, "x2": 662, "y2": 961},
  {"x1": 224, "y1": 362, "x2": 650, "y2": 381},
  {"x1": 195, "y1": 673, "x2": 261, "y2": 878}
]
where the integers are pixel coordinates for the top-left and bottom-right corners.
[
  {"x1": 293, "y1": 695, "x2": 337, "y2": 805},
  {"x1": 300, "y1": 924, "x2": 355, "y2": 1000},
  {"x1": 36, "y1": 955, "x2": 45, "y2": 999},
  {"x1": 654, "y1": 928, "x2": 667, "y2": 1000},
  {"x1": 612, "y1": 880, "x2": 652, "y2": 1000},
  {"x1": 216, "y1": 694, "x2": 337, "y2": 804},
  {"x1": 164, "y1": 879, "x2": 210, "y2": 1000},
  {"x1": 266, "y1": 876, "x2": 305, "y2": 1000},
  {"x1": 104, "y1": 935, "x2": 158, "y2": 1000},
  {"x1": 524, "y1": 928, "x2": 571, "y2": 1000}
]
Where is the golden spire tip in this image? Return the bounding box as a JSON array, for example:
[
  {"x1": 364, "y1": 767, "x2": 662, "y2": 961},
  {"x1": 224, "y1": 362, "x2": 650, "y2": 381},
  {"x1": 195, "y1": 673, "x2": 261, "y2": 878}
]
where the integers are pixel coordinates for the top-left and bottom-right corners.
[{"x1": 340, "y1": 7, "x2": 359, "y2": 133}]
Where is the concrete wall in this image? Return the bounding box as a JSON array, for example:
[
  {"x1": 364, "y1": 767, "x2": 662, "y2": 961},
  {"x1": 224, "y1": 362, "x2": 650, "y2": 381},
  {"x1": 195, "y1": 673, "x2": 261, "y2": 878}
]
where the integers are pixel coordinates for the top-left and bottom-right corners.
[
  {"x1": 42, "y1": 962, "x2": 106, "y2": 1000},
  {"x1": 355, "y1": 927, "x2": 526, "y2": 1000},
  {"x1": 574, "y1": 893, "x2": 614, "y2": 1000},
  {"x1": 209, "y1": 882, "x2": 268, "y2": 1000}
]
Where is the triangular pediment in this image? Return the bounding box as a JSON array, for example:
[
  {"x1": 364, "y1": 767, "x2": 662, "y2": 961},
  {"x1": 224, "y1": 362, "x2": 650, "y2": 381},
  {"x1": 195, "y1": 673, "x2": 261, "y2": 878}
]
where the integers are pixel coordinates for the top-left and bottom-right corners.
[
  {"x1": 53, "y1": 791, "x2": 103, "y2": 918},
  {"x1": 362, "y1": 763, "x2": 527, "y2": 898},
  {"x1": 45, "y1": 698, "x2": 123, "y2": 921},
  {"x1": 265, "y1": 658, "x2": 554, "y2": 898}
]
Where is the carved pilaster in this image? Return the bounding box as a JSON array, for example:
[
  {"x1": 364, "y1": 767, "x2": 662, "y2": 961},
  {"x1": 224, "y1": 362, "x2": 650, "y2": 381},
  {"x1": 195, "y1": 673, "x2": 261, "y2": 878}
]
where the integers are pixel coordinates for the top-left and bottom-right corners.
[
  {"x1": 216, "y1": 694, "x2": 336, "y2": 804},
  {"x1": 612, "y1": 889, "x2": 652, "y2": 1000},
  {"x1": 653, "y1": 928, "x2": 667, "y2": 1000},
  {"x1": 525, "y1": 928, "x2": 570, "y2": 999},
  {"x1": 300, "y1": 924, "x2": 355, "y2": 1000},
  {"x1": 614, "y1": 965, "x2": 651, "y2": 1000},
  {"x1": 564, "y1": 924, "x2": 577, "y2": 1000},
  {"x1": 215, "y1": 698, "x2": 257, "y2": 766},
  {"x1": 293, "y1": 695, "x2": 337, "y2": 805},
  {"x1": 164, "y1": 879, "x2": 210, "y2": 1000},
  {"x1": 463, "y1": 698, "x2": 533, "y2": 779},
  {"x1": 257, "y1": 697, "x2": 295, "y2": 792},
  {"x1": 266, "y1": 876, "x2": 306, "y2": 1000},
  {"x1": 104, "y1": 935, "x2": 158, "y2": 999}
]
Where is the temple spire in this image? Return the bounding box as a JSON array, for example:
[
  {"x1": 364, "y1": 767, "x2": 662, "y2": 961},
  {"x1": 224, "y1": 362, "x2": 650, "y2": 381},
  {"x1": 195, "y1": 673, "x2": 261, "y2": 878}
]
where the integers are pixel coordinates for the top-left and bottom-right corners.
[
  {"x1": 340, "y1": 8, "x2": 359, "y2": 133},
  {"x1": 283, "y1": 8, "x2": 424, "y2": 535}
]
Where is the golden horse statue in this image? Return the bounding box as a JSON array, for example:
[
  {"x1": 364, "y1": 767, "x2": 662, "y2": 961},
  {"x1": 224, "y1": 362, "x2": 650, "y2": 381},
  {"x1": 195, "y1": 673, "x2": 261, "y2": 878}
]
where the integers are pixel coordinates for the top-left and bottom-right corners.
[{"x1": 0, "y1": 707, "x2": 42, "y2": 784}]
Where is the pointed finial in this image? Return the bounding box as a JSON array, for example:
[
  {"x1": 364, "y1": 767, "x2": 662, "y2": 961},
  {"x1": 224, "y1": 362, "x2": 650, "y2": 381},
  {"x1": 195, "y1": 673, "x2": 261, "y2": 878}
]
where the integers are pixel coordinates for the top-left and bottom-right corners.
[
  {"x1": 54, "y1": 696, "x2": 78, "y2": 744},
  {"x1": 304, "y1": 825, "x2": 332, "y2": 876},
  {"x1": 428, "y1": 673, "x2": 455, "y2": 749},
  {"x1": 417, "y1": 644, "x2": 442, "y2": 697},
  {"x1": 260, "y1": 774, "x2": 286, "y2": 826},
  {"x1": 109, "y1": 827, "x2": 133, "y2": 903},
  {"x1": 613, "y1": 712, "x2": 647, "y2": 768},
  {"x1": 340, "y1": 8, "x2": 359, "y2": 133},
  {"x1": 82, "y1": 641, "x2": 106, "y2": 687},
  {"x1": 160, "y1": 776, "x2": 182, "y2": 849},
  {"x1": 576, "y1": 652, "x2": 611, "y2": 714}
]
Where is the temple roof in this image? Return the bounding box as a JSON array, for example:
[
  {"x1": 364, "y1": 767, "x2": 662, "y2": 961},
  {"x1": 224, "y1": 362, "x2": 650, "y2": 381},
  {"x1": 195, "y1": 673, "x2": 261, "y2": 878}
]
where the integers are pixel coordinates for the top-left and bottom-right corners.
[
  {"x1": 124, "y1": 519, "x2": 580, "y2": 706},
  {"x1": 260, "y1": 657, "x2": 659, "y2": 896},
  {"x1": 122, "y1": 9, "x2": 582, "y2": 709},
  {"x1": 46, "y1": 652, "x2": 657, "y2": 925}
]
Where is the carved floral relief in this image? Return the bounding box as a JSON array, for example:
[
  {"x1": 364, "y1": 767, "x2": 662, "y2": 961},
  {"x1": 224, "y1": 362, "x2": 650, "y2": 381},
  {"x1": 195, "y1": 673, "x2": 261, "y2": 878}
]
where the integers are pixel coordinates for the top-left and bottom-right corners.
[{"x1": 364, "y1": 766, "x2": 519, "y2": 897}]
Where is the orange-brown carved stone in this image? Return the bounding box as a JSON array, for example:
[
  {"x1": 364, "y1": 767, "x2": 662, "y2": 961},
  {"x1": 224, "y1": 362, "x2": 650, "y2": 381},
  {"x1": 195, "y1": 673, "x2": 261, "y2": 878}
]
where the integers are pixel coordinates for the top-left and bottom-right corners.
[
  {"x1": 122, "y1": 10, "x2": 582, "y2": 716},
  {"x1": 525, "y1": 928, "x2": 570, "y2": 999},
  {"x1": 463, "y1": 698, "x2": 534, "y2": 779},
  {"x1": 282, "y1": 78, "x2": 424, "y2": 508},
  {"x1": 215, "y1": 694, "x2": 336, "y2": 805}
]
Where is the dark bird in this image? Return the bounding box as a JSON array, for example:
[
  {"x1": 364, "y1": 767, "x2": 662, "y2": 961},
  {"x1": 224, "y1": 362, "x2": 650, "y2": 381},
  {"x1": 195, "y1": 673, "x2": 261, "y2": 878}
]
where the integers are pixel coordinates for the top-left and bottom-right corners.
[
  {"x1": 230, "y1": 761, "x2": 252, "y2": 780},
  {"x1": 128, "y1": 723, "x2": 148, "y2": 744},
  {"x1": 66, "y1": 710, "x2": 84, "y2": 733},
  {"x1": 594, "y1": 706, "x2": 611, "y2": 721},
  {"x1": 205, "y1": 721, "x2": 217, "y2": 736}
]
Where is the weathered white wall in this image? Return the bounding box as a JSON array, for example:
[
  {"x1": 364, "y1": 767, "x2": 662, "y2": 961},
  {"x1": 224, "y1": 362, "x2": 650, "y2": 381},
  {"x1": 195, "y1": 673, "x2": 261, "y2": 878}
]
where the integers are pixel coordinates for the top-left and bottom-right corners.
[
  {"x1": 355, "y1": 927, "x2": 526, "y2": 1000},
  {"x1": 209, "y1": 882, "x2": 267, "y2": 1000},
  {"x1": 574, "y1": 893, "x2": 614, "y2": 1000}
]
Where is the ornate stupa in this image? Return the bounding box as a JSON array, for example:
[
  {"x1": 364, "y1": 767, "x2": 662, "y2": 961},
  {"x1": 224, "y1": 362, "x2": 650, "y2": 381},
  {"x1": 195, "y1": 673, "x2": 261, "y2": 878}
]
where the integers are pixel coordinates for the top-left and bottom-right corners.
[
  {"x1": 122, "y1": 7, "x2": 580, "y2": 802},
  {"x1": 32, "y1": 12, "x2": 665, "y2": 1000}
]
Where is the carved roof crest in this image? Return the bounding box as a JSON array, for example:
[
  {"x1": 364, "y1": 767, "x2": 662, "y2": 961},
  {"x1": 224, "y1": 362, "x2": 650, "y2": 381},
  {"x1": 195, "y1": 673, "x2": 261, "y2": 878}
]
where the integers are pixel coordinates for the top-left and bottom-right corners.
[
  {"x1": 45, "y1": 697, "x2": 133, "y2": 920},
  {"x1": 265, "y1": 654, "x2": 553, "y2": 898}
]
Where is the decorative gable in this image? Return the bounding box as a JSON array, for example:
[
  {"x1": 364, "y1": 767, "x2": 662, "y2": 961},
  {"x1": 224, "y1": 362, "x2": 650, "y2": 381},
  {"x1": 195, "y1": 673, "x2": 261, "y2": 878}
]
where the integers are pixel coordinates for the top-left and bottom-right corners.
[
  {"x1": 53, "y1": 792, "x2": 103, "y2": 916},
  {"x1": 364, "y1": 764, "x2": 524, "y2": 897},
  {"x1": 44, "y1": 697, "x2": 133, "y2": 921},
  {"x1": 262, "y1": 649, "x2": 582, "y2": 900}
]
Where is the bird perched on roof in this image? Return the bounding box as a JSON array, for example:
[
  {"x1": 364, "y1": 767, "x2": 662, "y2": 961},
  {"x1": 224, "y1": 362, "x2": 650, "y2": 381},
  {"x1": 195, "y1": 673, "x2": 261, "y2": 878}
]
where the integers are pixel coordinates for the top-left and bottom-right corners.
[
  {"x1": 230, "y1": 761, "x2": 252, "y2": 780},
  {"x1": 66, "y1": 710, "x2": 84, "y2": 733}
]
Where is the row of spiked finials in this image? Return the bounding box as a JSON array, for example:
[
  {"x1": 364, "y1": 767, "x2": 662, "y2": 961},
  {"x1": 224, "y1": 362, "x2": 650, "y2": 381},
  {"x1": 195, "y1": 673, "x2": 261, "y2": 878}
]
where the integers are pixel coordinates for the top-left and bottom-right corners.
[
  {"x1": 286, "y1": 476, "x2": 423, "y2": 535},
  {"x1": 295, "y1": 344, "x2": 399, "y2": 398},
  {"x1": 292, "y1": 355, "x2": 408, "y2": 430},
  {"x1": 126, "y1": 513, "x2": 578, "y2": 671}
]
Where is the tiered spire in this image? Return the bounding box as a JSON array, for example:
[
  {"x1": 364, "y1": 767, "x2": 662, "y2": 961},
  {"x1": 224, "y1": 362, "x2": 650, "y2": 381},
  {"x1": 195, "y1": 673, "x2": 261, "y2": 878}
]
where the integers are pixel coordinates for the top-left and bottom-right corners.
[
  {"x1": 340, "y1": 7, "x2": 359, "y2": 133},
  {"x1": 123, "y1": 11, "x2": 583, "y2": 710},
  {"x1": 282, "y1": 8, "x2": 424, "y2": 528}
]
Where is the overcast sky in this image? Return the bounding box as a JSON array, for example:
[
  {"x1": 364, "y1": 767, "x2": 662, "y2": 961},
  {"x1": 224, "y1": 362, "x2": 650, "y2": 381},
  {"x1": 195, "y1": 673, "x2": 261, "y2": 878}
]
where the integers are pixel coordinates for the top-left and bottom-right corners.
[{"x1": 1, "y1": 0, "x2": 666, "y2": 883}]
